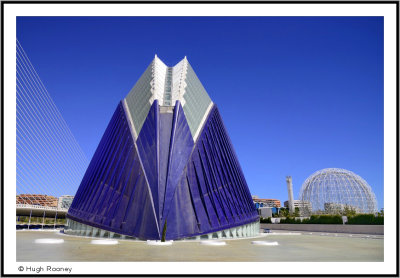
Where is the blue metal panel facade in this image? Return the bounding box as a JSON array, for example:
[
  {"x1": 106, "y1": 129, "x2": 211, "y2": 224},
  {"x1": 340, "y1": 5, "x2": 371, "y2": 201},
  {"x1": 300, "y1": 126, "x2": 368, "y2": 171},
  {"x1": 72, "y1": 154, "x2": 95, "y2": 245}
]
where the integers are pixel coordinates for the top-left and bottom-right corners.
[
  {"x1": 68, "y1": 101, "x2": 258, "y2": 240},
  {"x1": 160, "y1": 101, "x2": 194, "y2": 228},
  {"x1": 68, "y1": 102, "x2": 160, "y2": 240},
  {"x1": 164, "y1": 105, "x2": 258, "y2": 239},
  {"x1": 135, "y1": 100, "x2": 160, "y2": 221}
]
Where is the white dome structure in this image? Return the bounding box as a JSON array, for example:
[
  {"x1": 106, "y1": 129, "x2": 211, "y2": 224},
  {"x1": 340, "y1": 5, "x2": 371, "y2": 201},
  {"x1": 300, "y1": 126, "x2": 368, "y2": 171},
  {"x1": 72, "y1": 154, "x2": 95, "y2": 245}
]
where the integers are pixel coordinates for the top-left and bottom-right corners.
[{"x1": 299, "y1": 168, "x2": 378, "y2": 215}]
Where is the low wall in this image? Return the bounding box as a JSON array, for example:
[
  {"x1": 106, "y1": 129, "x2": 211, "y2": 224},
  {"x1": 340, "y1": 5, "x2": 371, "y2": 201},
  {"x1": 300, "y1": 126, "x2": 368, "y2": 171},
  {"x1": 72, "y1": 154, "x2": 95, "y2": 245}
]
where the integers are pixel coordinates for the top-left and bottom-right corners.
[{"x1": 260, "y1": 223, "x2": 384, "y2": 235}]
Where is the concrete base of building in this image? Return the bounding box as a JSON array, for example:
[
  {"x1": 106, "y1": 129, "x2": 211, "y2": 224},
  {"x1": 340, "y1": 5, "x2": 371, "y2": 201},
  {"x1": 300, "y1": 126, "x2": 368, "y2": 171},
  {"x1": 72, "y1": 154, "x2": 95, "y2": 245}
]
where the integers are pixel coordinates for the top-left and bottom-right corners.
[
  {"x1": 64, "y1": 219, "x2": 260, "y2": 240},
  {"x1": 183, "y1": 221, "x2": 260, "y2": 240},
  {"x1": 260, "y1": 223, "x2": 383, "y2": 235}
]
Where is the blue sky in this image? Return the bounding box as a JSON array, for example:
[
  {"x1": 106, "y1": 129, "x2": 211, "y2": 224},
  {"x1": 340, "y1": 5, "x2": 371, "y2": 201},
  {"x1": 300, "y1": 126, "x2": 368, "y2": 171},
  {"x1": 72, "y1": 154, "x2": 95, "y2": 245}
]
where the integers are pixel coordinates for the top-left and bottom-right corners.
[{"x1": 17, "y1": 16, "x2": 384, "y2": 209}]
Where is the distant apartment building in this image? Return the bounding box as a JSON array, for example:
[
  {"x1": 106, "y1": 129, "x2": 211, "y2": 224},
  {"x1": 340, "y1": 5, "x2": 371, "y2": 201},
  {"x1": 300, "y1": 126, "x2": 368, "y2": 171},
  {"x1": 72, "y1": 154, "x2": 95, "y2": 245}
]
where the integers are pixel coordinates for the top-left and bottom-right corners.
[
  {"x1": 16, "y1": 194, "x2": 58, "y2": 207},
  {"x1": 252, "y1": 197, "x2": 281, "y2": 208},
  {"x1": 284, "y1": 200, "x2": 312, "y2": 211}
]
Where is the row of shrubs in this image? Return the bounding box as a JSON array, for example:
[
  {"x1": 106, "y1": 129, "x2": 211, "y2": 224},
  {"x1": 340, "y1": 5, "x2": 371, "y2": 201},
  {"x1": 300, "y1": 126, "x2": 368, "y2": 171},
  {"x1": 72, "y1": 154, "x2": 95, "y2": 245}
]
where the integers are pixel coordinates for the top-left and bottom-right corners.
[
  {"x1": 347, "y1": 214, "x2": 384, "y2": 225},
  {"x1": 261, "y1": 214, "x2": 384, "y2": 225},
  {"x1": 260, "y1": 217, "x2": 272, "y2": 223},
  {"x1": 280, "y1": 215, "x2": 343, "y2": 224}
]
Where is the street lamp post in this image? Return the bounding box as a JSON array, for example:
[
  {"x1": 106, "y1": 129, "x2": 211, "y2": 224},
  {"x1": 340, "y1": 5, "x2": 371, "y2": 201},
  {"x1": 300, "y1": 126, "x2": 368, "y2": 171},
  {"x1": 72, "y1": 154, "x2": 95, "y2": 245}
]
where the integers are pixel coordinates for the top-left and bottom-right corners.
[
  {"x1": 54, "y1": 210, "x2": 58, "y2": 229},
  {"x1": 28, "y1": 209, "x2": 32, "y2": 229},
  {"x1": 42, "y1": 210, "x2": 46, "y2": 229}
]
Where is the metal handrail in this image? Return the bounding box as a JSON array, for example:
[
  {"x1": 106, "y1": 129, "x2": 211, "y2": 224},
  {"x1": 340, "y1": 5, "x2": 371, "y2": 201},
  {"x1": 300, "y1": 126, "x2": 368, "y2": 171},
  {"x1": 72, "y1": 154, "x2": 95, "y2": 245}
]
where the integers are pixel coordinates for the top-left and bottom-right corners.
[{"x1": 16, "y1": 203, "x2": 68, "y2": 212}]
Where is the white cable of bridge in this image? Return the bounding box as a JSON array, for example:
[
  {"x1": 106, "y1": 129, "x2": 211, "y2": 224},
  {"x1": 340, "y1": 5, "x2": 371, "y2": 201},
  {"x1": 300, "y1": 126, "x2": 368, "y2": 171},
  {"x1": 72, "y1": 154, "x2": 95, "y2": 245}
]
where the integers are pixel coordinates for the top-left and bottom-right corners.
[
  {"x1": 16, "y1": 110, "x2": 71, "y2": 198},
  {"x1": 15, "y1": 59, "x2": 88, "y2": 177},
  {"x1": 15, "y1": 45, "x2": 88, "y2": 168},
  {"x1": 16, "y1": 45, "x2": 89, "y2": 173},
  {"x1": 16, "y1": 165, "x2": 56, "y2": 204},
  {"x1": 16, "y1": 53, "x2": 89, "y2": 175},
  {"x1": 16, "y1": 41, "x2": 89, "y2": 167},
  {"x1": 16, "y1": 40, "x2": 89, "y2": 199},
  {"x1": 16, "y1": 112, "x2": 76, "y2": 198},
  {"x1": 15, "y1": 65, "x2": 87, "y2": 181},
  {"x1": 16, "y1": 81, "x2": 82, "y2": 189},
  {"x1": 16, "y1": 147, "x2": 62, "y2": 205},
  {"x1": 16, "y1": 160, "x2": 67, "y2": 208},
  {"x1": 16, "y1": 127, "x2": 61, "y2": 194},
  {"x1": 16, "y1": 74, "x2": 85, "y2": 187},
  {"x1": 16, "y1": 41, "x2": 89, "y2": 168},
  {"x1": 16, "y1": 171, "x2": 48, "y2": 205},
  {"x1": 16, "y1": 81, "x2": 83, "y2": 197}
]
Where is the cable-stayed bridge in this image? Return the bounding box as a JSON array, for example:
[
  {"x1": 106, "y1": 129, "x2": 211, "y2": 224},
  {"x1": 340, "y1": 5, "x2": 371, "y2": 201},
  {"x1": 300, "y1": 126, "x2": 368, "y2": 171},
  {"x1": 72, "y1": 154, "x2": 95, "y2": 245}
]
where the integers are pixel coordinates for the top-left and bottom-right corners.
[{"x1": 16, "y1": 40, "x2": 89, "y2": 221}]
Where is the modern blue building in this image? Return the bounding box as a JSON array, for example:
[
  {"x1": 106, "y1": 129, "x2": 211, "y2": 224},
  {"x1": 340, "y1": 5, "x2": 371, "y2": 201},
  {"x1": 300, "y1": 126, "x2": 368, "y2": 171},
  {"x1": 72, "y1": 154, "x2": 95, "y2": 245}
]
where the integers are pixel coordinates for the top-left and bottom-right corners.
[{"x1": 66, "y1": 56, "x2": 259, "y2": 240}]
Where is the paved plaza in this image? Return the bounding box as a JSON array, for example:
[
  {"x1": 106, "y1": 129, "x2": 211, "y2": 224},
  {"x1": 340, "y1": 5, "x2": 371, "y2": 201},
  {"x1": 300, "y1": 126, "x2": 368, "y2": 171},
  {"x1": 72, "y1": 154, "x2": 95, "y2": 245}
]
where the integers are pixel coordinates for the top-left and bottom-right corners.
[{"x1": 17, "y1": 230, "x2": 383, "y2": 262}]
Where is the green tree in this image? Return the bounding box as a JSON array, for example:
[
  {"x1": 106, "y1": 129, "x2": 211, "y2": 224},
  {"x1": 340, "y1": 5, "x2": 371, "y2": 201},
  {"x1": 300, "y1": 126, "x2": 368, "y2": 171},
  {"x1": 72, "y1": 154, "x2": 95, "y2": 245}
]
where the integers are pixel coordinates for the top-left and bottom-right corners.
[
  {"x1": 294, "y1": 207, "x2": 300, "y2": 217},
  {"x1": 342, "y1": 205, "x2": 357, "y2": 217},
  {"x1": 279, "y1": 208, "x2": 289, "y2": 217}
]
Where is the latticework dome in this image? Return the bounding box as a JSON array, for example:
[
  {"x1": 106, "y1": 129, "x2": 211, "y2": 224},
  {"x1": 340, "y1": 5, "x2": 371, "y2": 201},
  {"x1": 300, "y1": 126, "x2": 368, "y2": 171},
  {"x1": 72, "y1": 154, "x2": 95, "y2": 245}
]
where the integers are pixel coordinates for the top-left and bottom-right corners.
[{"x1": 299, "y1": 168, "x2": 377, "y2": 215}]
